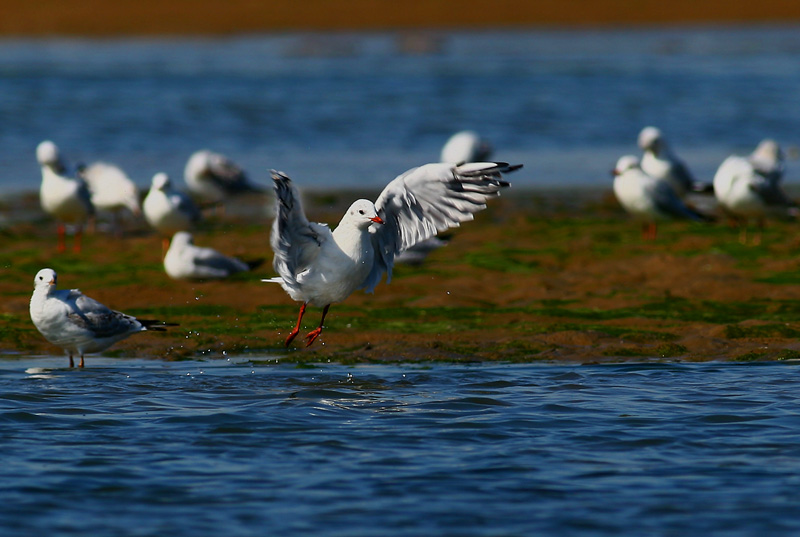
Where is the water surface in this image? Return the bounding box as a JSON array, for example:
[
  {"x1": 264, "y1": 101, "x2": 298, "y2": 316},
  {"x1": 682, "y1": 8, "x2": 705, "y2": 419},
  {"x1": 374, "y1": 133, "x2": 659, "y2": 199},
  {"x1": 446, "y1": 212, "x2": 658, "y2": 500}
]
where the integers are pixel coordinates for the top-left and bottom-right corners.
[
  {"x1": 2, "y1": 25, "x2": 800, "y2": 195},
  {"x1": 3, "y1": 358, "x2": 800, "y2": 536}
]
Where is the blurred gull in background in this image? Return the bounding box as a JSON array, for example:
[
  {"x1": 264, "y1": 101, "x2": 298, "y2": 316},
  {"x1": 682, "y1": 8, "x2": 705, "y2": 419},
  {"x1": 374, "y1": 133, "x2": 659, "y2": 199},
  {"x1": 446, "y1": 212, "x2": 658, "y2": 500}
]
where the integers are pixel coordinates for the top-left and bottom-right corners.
[
  {"x1": 613, "y1": 155, "x2": 712, "y2": 240},
  {"x1": 713, "y1": 139, "x2": 796, "y2": 244},
  {"x1": 78, "y1": 161, "x2": 141, "y2": 234},
  {"x1": 36, "y1": 140, "x2": 94, "y2": 253},
  {"x1": 184, "y1": 149, "x2": 266, "y2": 207},
  {"x1": 164, "y1": 231, "x2": 262, "y2": 280},
  {"x1": 440, "y1": 130, "x2": 493, "y2": 165},
  {"x1": 143, "y1": 172, "x2": 202, "y2": 253},
  {"x1": 638, "y1": 126, "x2": 712, "y2": 197}
]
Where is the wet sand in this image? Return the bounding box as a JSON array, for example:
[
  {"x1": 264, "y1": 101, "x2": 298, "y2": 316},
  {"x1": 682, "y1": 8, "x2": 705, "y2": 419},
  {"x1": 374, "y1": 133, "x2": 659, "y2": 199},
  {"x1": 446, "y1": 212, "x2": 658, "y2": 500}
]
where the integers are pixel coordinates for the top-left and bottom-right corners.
[
  {"x1": 4, "y1": 188, "x2": 800, "y2": 365},
  {"x1": 3, "y1": 0, "x2": 800, "y2": 36}
]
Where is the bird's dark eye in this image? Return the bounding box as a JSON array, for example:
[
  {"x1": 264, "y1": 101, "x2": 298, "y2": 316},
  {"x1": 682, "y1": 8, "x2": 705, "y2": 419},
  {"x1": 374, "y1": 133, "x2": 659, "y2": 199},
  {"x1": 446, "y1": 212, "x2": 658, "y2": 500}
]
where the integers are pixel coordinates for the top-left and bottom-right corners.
[{"x1": 358, "y1": 210, "x2": 364, "y2": 215}]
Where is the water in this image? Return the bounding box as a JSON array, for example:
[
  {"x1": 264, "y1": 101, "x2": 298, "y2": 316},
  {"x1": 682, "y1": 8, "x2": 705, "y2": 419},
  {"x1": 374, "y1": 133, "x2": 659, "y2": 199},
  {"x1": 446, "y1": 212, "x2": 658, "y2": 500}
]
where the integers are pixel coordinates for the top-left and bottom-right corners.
[
  {"x1": 3, "y1": 25, "x2": 800, "y2": 195},
  {"x1": 3, "y1": 358, "x2": 800, "y2": 536}
]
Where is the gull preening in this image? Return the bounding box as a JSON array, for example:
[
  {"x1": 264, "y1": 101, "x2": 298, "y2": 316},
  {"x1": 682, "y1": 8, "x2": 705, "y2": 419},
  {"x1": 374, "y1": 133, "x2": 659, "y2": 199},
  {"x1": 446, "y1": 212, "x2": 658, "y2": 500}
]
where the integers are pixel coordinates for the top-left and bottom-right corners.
[
  {"x1": 36, "y1": 140, "x2": 94, "y2": 253},
  {"x1": 440, "y1": 130, "x2": 493, "y2": 164},
  {"x1": 29, "y1": 268, "x2": 172, "y2": 368},
  {"x1": 184, "y1": 149, "x2": 265, "y2": 206},
  {"x1": 713, "y1": 139, "x2": 796, "y2": 244},
  {"x1": 638, "y1": 126, "x2": 710, "y2": 197},
  {"x1": 613, "y1": 155, "x2": 712, "y2": 240},
  {"x1": 264, "y1": 161, "x2": 521, "y2": 347},
  {"x1": 164, "y1": 231, "x2": 262, "y2": 280}
]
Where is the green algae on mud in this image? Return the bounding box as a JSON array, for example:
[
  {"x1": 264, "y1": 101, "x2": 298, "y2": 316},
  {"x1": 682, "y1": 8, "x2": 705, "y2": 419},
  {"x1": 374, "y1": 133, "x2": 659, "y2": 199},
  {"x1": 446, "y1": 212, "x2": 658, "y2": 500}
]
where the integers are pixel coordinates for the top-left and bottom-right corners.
[{"x1": 3, "y1": 188, "x2": 800, "y2": 364}]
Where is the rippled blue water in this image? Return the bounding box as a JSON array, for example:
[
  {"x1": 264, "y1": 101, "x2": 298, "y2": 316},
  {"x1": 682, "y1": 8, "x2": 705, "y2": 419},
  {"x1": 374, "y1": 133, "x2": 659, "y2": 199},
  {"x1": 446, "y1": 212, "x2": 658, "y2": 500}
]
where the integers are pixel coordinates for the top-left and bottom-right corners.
[
  {"x1": 2, "y1": 25, "x2": 800, "y2": 194},
  {"x1": 3, "y1": 358, "x2": 800, "y2": 535}
]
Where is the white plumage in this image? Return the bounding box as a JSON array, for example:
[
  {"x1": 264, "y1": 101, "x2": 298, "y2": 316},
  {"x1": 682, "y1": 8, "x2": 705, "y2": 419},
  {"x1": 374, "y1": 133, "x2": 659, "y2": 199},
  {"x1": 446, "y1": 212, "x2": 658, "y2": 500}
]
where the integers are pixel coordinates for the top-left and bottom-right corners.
[
  {"x1": 143, "y1": 172, "x2": 201, "y2": 236},
  {"x1": 29, "y1": 268, "x2": 169, "y2": 368},
  {"x1": 265, "y1": 161, "x2": 521, "y2": 346},
  {"x1": 713, "y1": 139, "x2": 794, "y2": 244},
  {"x1": 613, "y1": 155, "x2": 710, "y2": 240},
  {"x1": 36, "y1": 140, "x2": 94, "y2": 252},
  {"x1": 164, "y1": 231, "x2": 256, "y2": 280},
  {"x1": 184, "y1": 149, "x2": 264, "y2": 205}
]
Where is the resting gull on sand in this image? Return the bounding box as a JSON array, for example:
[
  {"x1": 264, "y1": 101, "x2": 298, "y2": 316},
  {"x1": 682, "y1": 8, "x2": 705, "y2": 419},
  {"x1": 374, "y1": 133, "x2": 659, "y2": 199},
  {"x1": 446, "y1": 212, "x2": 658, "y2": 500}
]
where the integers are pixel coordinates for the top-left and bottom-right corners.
[{"x1": 164, "y1": 231, "x2": 262, "y2": 280}]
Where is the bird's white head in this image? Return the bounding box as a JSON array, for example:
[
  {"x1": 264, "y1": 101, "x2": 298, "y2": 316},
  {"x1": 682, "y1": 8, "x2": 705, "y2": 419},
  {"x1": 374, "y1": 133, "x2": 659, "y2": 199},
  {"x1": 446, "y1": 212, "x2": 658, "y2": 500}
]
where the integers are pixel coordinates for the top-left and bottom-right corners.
[
  {"x1": 36, "y1": 140, "x2": 61, "y2": 167},
  {"x1": 637, "y1": 126, "x2": 663, "y2": 153},
  {"x1": 345, "y1": 199, "x2": 384, "y2": 230},
  {"x1": 613, "y1": 155, "x2": 641, "y2": 176},
  {"x1": 34, "y1": 268, "x2": 57, "y2": 290},
  {"x1": 752, "y1": 139, "x2": 783, "y2": 165},
  {"x1": 151, "y1": 172, "x2": 171, "y2": 191},
  {"x1": 186, "y1": 150, "x2": 212, "y2": 177},
  {"x1": 171, "y1": 231, "x2": 194, "y2": 247}
]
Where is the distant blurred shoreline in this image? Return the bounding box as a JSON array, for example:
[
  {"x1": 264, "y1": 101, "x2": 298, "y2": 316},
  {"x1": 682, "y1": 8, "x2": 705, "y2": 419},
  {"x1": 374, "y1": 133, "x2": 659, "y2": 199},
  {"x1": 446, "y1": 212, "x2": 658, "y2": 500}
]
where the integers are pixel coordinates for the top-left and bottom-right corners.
[{"x1": 3, "y1": 0, "x2": 800, "y2": 36}]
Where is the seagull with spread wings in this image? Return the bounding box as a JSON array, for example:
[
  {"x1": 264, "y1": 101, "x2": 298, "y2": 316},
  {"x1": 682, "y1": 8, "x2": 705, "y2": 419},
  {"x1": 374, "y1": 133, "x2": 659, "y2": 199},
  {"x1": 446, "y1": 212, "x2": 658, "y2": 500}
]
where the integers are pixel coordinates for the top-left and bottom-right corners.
[{"x1": 264, "y1": 161, "x2": 521, "y2": 347}]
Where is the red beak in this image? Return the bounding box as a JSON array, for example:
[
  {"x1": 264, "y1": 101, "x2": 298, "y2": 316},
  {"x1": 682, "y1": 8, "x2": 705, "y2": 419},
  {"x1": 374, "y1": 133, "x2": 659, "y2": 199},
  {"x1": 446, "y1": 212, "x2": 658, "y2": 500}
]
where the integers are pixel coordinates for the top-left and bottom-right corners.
[{"x1": 370, "y1": 215, "x2": 384, "y2": 224}]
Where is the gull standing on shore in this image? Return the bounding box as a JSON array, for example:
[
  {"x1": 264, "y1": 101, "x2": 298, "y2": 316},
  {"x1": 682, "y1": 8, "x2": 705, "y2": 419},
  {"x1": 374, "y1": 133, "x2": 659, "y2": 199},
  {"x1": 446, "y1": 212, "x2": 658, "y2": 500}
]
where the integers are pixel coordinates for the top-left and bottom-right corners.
[
  {"x1": 36, "y1": 141, "x2": 94, "y2": 253},
  {"x1": 164, "y1": 231, "x2": 261, "y2": 280},
  {"x1": 713, "y1": 139, "x2": 795, "y2": 244},
  {"x1": 613, "y1": 155, "x2": 711, "y2": 240},
  {"x1": 265, "y1": 161, "x2": 521, "y2": 347},
  {"x1": 29, "y1": 268, "x2": 172, "y2": 367},
  {"x1": 638, "y1": 126, "x2": 710, "y2": 197},
  {"x1": 184, "y1": 149, "x2": 265, "y2": 206}
]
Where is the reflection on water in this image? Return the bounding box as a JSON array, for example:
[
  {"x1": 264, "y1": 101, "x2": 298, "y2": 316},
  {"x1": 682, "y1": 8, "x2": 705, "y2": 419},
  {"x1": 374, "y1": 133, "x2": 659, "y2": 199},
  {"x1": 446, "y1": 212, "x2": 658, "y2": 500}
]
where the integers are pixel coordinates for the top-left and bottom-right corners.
[
  {"x1": 2, "y1": 26, "x2": 800, "y2": 194},
  {"x1": 2, "y1": 358, "x2": 800, "y2": 535}
]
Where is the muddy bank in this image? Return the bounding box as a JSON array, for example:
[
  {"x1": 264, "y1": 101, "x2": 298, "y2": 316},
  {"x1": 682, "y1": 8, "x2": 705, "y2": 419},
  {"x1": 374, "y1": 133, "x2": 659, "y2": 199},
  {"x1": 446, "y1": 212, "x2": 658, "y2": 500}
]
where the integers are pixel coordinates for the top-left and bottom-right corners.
[{"x1": 3, "y1": 187, "x2": 800, "y2": 365}]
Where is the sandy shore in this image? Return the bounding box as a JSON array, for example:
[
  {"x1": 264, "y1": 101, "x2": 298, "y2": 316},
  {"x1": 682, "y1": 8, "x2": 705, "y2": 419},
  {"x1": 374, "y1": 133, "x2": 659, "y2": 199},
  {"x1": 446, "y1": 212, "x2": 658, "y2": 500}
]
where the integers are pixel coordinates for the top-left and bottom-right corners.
[{"x1": 2, "y1": 0, "x2": 800, "y2": 36}]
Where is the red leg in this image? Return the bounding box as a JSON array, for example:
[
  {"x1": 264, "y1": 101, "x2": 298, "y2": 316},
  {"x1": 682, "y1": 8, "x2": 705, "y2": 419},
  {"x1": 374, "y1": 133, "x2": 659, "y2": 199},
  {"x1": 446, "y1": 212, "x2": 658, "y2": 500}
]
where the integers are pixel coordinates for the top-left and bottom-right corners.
[
  {"x1": 285, "y1": 302, "x2": 308, "y2": 347},
  {"x1": 73, "y1": 226, "x2": 83, "y2": 253},
  {"x1": 304, "y1": 304, "x2": 330, "y2": 347},
  {"x1": 57, "y1": 223, "x2": 67, "y2": 253}
]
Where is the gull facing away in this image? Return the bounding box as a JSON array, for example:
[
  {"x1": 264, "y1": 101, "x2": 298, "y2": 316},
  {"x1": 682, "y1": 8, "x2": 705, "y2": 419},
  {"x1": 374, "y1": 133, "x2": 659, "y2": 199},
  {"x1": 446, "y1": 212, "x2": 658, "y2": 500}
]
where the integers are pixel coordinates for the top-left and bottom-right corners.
[
  {"x1": 638, "y1": 126, "x2": 711, "y2": 197},
  {"x1": 264, "y1": 161, "x2": 522, "y2": 347},
  {"x1": 164, "y1": 231, "x2": 263, "y2": 280},
  {"x1": 29, "y1": 268, "x2": 173, "y2": 368},
  {"x1": 36, "y1": 140, "x2": 95, "y2": 253},
  {"x1": 440, "y1": 130, "x2": 493, "y2": 164},
  {"x1": 184, "y1": 149, "x2": 265, "y2": 206},
  {"x1": 78, "y1": 161, "x2": 141, "y2": 231},
  {"x1": 143, "y1": 173, "x2": 202, "y2": 252},
  {"x1": 613, "y1": 155, "x2": 712, "y2": 240},
  {"x1": 713, "y1": 139, "x2": 796, "y2": 245}
]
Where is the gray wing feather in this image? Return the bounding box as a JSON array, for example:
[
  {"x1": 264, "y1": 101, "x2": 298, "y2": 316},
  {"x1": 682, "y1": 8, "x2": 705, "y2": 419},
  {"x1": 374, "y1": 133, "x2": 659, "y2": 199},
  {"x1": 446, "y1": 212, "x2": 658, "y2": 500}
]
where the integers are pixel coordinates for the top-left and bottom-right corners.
[
  {"x1": 670, "y1": 160, "x2": 696, "y2": 193},
  {"x1": 192, "y1": 247, "x2": 249, "y2": 276},
  {"x1": 269, "y1": 170, "x2": 329, "y2": 295},
  {"x1": 208, "y1": 153, "x2": 264, "y2": 194},
  {"x1": 362, "y1": 162, "x2": 520, "y2": 292},
  {"x1": 651, "y1": 182, "x2": 701, "y2": 220},
  {"x1": 68, "y1": 292, "x2": 141, "y2": 338},
  {"x1": 749, "y1": 176, "x2": 793, "y2": 207}
]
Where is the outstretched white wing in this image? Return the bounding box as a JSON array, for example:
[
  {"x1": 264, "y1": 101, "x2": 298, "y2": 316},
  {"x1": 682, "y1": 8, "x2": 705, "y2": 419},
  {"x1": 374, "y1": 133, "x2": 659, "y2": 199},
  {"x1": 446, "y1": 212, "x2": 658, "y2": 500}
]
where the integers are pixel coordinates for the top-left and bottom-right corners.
[
  {"x1": 269, "y1": 170, "x2": 332, "y2": 296},
  {"x1": 362, "y1": 161, "x2": 520, "y2": 292}
]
